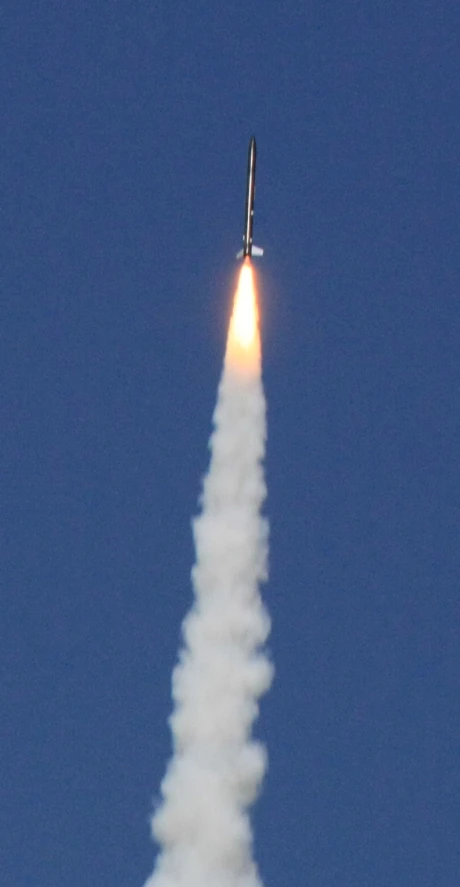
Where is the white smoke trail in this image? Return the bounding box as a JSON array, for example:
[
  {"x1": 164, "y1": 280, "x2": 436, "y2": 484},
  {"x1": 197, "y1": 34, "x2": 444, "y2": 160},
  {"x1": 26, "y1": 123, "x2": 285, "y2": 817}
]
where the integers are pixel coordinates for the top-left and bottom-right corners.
[{"x1": 145, "y1": 270, "x2": 272, "y2": 887}]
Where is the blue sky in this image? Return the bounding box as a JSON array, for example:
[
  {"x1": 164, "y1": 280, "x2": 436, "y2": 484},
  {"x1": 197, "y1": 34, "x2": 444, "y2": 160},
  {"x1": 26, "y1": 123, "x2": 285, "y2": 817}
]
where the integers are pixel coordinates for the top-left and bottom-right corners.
[{"x1": 2, "y1": 2, "x2": 459, "y2": 885}]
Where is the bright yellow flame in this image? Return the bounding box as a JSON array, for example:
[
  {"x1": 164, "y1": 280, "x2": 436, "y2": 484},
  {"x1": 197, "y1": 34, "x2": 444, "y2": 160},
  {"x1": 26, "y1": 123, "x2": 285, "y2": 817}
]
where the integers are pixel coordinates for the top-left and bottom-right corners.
[
  {"x1": 232, "y1": 264, "x2": 257, "y2": 348},
  {"x1": 225, "y1": 259, "x2": 260, "y2": 374}
]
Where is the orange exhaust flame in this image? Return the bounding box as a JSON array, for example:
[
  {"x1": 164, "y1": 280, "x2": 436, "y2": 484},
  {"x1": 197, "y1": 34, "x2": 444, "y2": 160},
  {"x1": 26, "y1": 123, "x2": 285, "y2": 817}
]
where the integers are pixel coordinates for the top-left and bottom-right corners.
[{"x1": 225, "y1": 259, "x2": 260, "y2": 375}]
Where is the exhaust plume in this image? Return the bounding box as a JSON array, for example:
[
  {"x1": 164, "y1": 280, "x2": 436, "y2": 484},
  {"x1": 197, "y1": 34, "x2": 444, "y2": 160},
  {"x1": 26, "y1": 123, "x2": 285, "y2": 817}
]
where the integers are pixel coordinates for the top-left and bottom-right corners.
[{"x1": 145, "y1": 261, "x2": 272, "y2": 887}]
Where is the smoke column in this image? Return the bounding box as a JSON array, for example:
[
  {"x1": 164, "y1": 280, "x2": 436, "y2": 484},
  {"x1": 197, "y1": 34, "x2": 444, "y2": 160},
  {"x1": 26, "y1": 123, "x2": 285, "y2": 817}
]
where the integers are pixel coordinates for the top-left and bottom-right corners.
[{"x1": 145, "y1": 261, "x2": 272, "y2": 887}]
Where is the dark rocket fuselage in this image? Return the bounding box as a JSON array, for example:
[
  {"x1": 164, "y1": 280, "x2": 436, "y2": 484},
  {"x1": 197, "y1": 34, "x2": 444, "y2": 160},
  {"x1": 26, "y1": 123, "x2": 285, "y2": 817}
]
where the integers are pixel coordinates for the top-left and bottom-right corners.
[
  {"x1": 242, "y1": 137, "x2": 257, "y2": 258},
  {"x1": 236, "y1": 137, "x2": 263, "y2": 260}
]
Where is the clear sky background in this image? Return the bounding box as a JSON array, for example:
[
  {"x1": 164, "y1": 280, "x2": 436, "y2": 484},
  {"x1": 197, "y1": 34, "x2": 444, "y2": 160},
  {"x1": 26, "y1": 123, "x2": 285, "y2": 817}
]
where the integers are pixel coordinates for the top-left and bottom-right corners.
[{"x1": 2, "y1": 2, "x2": 459, "y2": 885}]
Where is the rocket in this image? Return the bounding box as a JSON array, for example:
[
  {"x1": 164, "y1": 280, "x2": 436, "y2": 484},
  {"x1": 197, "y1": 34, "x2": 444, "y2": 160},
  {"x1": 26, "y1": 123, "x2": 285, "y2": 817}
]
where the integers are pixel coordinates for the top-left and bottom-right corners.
[{"x1": 236, "y1": 137, "x2": 264, "y2": 260}]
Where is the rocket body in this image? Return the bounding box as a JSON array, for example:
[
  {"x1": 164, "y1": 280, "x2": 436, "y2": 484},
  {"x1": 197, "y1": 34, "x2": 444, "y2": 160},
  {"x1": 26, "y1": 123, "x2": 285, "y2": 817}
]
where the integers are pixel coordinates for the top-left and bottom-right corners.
[{"x1": 236, "y1": 137, "x2": 263, "y2": 260}]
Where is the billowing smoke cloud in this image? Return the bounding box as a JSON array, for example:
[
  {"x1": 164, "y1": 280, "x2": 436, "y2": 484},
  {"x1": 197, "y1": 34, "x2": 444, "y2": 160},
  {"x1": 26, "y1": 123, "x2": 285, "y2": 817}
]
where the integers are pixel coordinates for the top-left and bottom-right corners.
[{"x1": 145, "y1": 267, "x2": 272, "y2": 887}]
